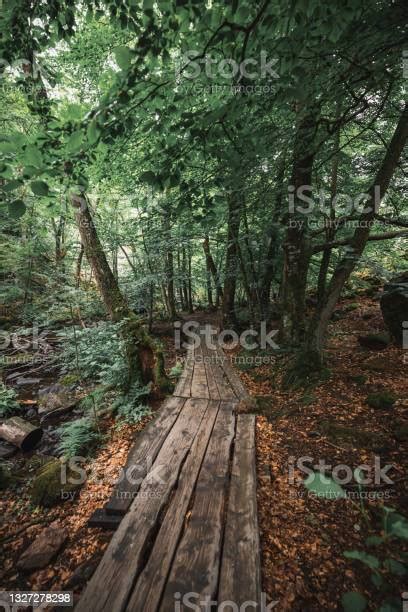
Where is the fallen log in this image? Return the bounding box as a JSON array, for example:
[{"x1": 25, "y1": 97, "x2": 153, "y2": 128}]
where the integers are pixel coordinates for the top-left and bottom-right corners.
[{"x1": 0, "y1": 416, "x2": 43, "y2": 451}]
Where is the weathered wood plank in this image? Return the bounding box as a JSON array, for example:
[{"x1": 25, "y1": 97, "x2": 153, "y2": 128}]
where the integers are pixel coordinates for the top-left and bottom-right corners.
[
  {"x1": 87, "y1": 508, "x2": 122, "y2": 530},
  {"x1": 105, "y1": 396, "x2": 186, "y2": 515},
  {"x1": 160, "y1": 403, "x2": 235, "y2": 609},
  {"x1": 201, "y1": 339, "x2": 220, "y2": 400},
  {"x1": 125, "y1": 400, "x2": 220, "y2": 612},
  {"x1": 218, "y1": 414, "x2": 261, "y2": 607},
  {"x1": 215, "y1": 343, "x2": 249, "y2": 399},
  {"x1": 76, "y1": 398, "x2": 208, "y2": 612},
  {"x1": 174, "y1": 345, "x2": 194, "y2": 398}
]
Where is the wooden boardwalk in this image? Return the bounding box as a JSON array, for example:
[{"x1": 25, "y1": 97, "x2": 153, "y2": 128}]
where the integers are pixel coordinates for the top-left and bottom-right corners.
[{"x1": 78, "y1": 338, "x2": 261, "y2": 612}]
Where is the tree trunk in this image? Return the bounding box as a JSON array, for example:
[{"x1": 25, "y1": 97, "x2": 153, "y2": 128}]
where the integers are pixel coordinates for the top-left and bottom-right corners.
[
  {"x1": 70, "y1": 193, "x2": 170, "y2": 391},
  {"x1": 280, "y1": 106, "x2": 319, "y2": 345},
  {"x1": 291, "y1": 102, "x2": 408, "y2": 383},
  {"x1": 222, "y1": 192, "x2": 242, "y2": 327},
  {"x1": 76, "y1": 243, "x2": 84, "y2": 288},
  {"x1": 202, "y1": 235, "x2": 223, "y2": 303}
]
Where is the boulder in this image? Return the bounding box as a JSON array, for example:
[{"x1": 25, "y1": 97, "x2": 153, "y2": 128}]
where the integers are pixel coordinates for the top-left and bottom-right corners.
[
  {"x1": 30, "y1": 458, "x2": 83, "y2": 507},
  {"x1": 357, "y1": 332, "x2": 390, "y2": 350},
  {"x1": 380, "y1": 271, "x2": 408, "y2": 346},
  {"x1": 17, "y1": 521, "x2": 67, "y2": 571}
]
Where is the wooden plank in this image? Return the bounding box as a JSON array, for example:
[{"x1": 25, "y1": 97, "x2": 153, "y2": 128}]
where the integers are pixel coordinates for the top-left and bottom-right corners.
[
  {"x1": 201, "y1": 339, "x2": 220, "y2": 400},
  {"x1": 125, "y1": 400, "x2": 221, "y2": 612},
  {"x1": 88, "y1": 508, "x2": 122, "y2": 530},
  {"x1": 76, "y1": 398, "x2": 208, "y2": 612},
  {"x1": 215, "y1": 344, "x2": 249, "y2": 399},
  {"x1": 190, "y1": 343, "x2": 210, "y2": 399},
  {"x1": 105, "y1": 396, "x2": 186, "y2": 515},
  {"x1": 218, "y1": 414, "x2": 261, "y2": 607},
  {"x1": 174, "y1": 345, "x2": 194, "y2": 398},
  {"x1": 210, "y1": 349, "x2": 236, "y2": 401},
  {"x1": 160, "y1": 403, "x2": 235, "y2": 609}
]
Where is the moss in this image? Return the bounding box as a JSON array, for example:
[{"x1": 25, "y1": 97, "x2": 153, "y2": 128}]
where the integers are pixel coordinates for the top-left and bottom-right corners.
[
  {"x1": 350, "y1": 374, "x2": 368, "y2": 384},
  {"x1": 30, "y1": 458, "x2": 82, "y2": 507},
  {"x1": 0, "y1": 463, "x2": 12, "y2": 490},
  {"x1": 366, "y1": 391, "x2": 397, "y2": 410},
  {"x1": 319, "y1": 420, "x2": 389, "y2": 448},
  {"x1": 343, "y1": 302, "x2": 359, "y2": 312},
  {"x1": 59, "y1": 373, "x2": 80, "y2": 386}
]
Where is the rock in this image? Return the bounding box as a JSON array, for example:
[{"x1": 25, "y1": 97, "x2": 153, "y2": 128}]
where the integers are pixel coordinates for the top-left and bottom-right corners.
[
  {"x1": 0, "y1": 440, "x2": 18, "y2": 459},
  {"x1": 64, "y1": 554, "x2": 100, "y2": 589},
  {"x1": 26, "y1": 408, "x2": 37, "y2": 419},
  {"x1": 17, "y1": 521, "x2": 67, "y2": 571},
  {"x1": 366, "y1": 391, "x2": 397, "y2": 410},
  {"x1": 0, "y1": 463, "x2": 12, "y2": 489},
  {"x1": 15, "y1": 377, "x2": 41, "y2": 386},
  {"x1": 357, "y1": 333, "x2": 390, "y2": 350},
  {"x1": 38, "y1": 388, "x2": 77, "y2": 417},
  {"x1": 380, "y1": 271, "x2": 408, "y2": 346},
  {"x1": 30, "y1": 458, "x2": 83, "y2": 507},
  {"x1": 393, "y1": 422, "x2": 408, "y2": 442}
]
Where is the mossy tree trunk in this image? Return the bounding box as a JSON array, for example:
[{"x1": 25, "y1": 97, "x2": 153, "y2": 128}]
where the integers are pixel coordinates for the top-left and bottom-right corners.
[{"x1": 71, "y1": 193, "x2": 170, "y2": 392}]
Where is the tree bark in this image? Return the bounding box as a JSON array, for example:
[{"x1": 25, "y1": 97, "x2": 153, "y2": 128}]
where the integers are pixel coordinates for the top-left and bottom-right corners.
[
  {"x1": 280, "y1": 105, "x2": 319, "y2": 344},
  {"x1": 301, "y1": 102, "x2": 408, "y2": 373},
  {"x1": 222, "y1": 192, "x2": 242, "y2": 327}
]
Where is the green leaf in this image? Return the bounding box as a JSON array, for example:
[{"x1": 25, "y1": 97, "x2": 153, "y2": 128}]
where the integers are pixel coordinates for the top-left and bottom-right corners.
[
  {"x1": 8, "y1": 199, "x2": 26, "y2": 219},
  {"x1": 365, "y1": 535, "x2": 384, "y2": 546},
  {"x1": 87, "y1": 120, "x2": 101, "y2": 146},
  {"x1": 2, "y1": 179, "x2": 22, "y2": 192},
  {"x1": 23, "y1": 144, "x2": 43, "y2": 167},
  {"x1": 114, "y1": 46, "x2": 132, "y2": 70},
  {"x1": 370, "y1": 573, "x2": 383, "y2": 588},
  {"x1": 383, "y1": 558, "x2": 407, "y2": 575},
  {"x1": 140, "y1": 170, "x2": 157, "y2": 186},
  {"x1": 344, "y1": 550, "x2": 380, "y2": 570},
  {"x1": 30, "y1": 181, "x2": 49, "y2": 196},
  {"x1": 390, "y1": 519, "x2": 408, "y2": 540},
  {"x1": 341, "y1": 592, "x2": 367, "y2": 612},
  {"x1": 304, "y1": 471, "x2": 346, "y2": 500},
  {"x1": 0, "y1": 140, "x2": 17, "y2": 154},
  {"x1": 66, "y1": 130, "x2": 84, "y2": 153}
]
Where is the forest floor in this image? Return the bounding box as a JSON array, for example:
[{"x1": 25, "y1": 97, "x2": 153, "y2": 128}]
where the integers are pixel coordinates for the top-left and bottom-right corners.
[
  {"x1": 236, "y1": 296, "x2": 407, "y2": 611},
  {"x1": 0, "y1": 297, "x2": 407, "y2": 610}
]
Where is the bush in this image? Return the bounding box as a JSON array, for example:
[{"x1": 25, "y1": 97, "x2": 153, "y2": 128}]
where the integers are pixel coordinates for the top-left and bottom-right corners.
[
  {"x1": 0, "y1": 382, "x2": 20, "y2": 418},
  {"x1": 113, "y1": 383, "x2": 151, "y2": 424},
  {"x1": 58, "y1": 321, "x2": 126, "y2": 386},
  {"x1": 57, "y1": 417, "x2": 102, "y2": 458}
]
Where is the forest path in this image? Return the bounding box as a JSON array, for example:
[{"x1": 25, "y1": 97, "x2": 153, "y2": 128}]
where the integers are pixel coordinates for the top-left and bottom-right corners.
[{"x1": 77, "y1": 333, "x2": 261, "y2": 611}]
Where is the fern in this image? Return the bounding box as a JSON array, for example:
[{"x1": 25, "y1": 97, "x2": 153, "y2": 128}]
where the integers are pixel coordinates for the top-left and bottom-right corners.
[
  {"x1": 57, "y1": 417, "x2": 102, "y2": 458},
  {"x1": 0, "y1": 382, "x2": 20, "y2": 418}
]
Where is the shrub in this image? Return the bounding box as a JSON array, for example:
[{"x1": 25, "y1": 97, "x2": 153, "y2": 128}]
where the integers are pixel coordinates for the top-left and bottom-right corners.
[
  {"x1": 366, "y1": 391, "x2": 397, "y2": 410},
  {"x1": 57, "y1": 417, "x2": 102, "y2": 458},
  {"x1": 0, "y1": 382, "x2": 20, "y2": 418}
]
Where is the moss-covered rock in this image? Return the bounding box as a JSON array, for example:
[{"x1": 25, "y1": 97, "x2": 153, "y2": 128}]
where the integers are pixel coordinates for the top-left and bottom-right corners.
[
  {"x1": 0, "y1": 462, "x2": 12, "y2": 490},
  {"x1": 393, "y1": 421, "x2": 408, "y2": 442},
  {"x1": 30, "y1": 458, "x2": 82, "y2": 507},
  {"x1": 366, "y1": 391, "x2": 397, "y2": 410},
  {"x1": 358, "y1": 333, "x2": 390, "y2": 350}
]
